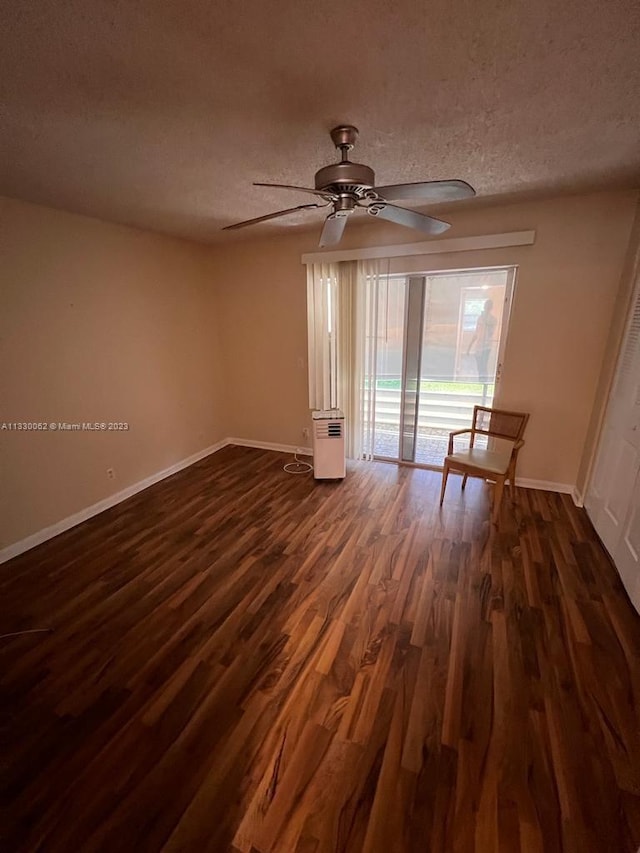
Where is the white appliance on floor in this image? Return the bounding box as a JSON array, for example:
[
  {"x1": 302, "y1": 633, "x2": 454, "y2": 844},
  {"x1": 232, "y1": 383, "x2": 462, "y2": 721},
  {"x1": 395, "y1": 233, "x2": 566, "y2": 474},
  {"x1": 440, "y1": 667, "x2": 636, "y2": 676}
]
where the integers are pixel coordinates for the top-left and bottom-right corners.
[{"x1": 312, "y1": 410, "x2": 346, "y2": 479}]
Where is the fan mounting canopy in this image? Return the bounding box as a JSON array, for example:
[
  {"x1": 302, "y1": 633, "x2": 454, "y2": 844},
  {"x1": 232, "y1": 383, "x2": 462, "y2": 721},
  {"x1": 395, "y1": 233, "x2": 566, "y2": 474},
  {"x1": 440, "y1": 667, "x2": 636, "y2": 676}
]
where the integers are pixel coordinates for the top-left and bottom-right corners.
[{"x1": 329, "y1": 125, "x2": 359, "y2": 149}]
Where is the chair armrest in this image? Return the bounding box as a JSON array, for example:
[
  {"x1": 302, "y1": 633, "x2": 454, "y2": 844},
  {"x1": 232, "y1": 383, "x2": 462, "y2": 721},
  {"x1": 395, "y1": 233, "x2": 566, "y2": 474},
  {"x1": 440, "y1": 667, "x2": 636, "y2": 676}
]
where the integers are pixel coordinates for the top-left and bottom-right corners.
[
  {"x1": 448, "y1": 429, "x2": 472, "y2": 455},
  {"x1": 513, "y1": 438, "x2": 525, "y2": 451}
]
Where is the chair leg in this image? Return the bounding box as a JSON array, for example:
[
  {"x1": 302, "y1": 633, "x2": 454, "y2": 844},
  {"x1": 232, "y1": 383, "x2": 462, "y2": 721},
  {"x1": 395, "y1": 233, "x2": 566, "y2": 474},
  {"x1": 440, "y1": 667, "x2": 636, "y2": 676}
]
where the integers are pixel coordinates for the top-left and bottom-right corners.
[
  {"x1": 492, "y1": 476, "x2": 505, "y2": 524},
  {"x1": 507, "y1": 459, "x2": 517, "y2": 501},
  {"x1": 439, "y1": 463, "x2": 450, "y2": 506},
  {"x1": 461, "y1": 473, "x2": 468, "y2": 490}
]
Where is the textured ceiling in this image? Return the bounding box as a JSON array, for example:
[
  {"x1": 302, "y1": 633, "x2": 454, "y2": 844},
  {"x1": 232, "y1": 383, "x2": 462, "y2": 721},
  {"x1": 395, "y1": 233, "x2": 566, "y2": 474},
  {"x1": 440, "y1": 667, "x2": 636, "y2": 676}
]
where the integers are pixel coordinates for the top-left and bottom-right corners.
[{"x1": 1, "y1": 0, "x2": 639, "y2": 244}]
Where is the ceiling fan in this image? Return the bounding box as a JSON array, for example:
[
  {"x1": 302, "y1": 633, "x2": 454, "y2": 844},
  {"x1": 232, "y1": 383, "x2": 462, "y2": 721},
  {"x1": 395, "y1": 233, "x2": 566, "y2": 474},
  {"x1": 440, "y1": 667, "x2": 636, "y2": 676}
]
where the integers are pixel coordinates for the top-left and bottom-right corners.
[{"x1": 223, "y1": 125, "x2": 476, "y2": 248}]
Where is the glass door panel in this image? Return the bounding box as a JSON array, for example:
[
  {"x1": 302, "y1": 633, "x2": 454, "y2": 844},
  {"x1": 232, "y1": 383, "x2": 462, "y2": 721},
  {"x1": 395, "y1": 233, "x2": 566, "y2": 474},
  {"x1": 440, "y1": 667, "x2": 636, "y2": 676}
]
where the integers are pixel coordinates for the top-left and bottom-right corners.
[
  {"x1": 369, "y1": 267, "x2": 514, "y2": 468},
  {"x1": 372, "y1": 276, "x2": 406, "y2": 459},
  {"x1": 415, "y1": 270, "x2": 509, "y2": 465}
]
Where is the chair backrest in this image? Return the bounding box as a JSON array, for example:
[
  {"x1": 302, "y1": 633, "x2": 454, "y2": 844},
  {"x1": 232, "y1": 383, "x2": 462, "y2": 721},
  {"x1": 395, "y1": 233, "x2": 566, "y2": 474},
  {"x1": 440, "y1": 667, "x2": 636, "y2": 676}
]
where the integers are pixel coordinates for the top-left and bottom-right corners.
[{"x1": 471, "y1": 406, "x2": 529, "y2": 442}]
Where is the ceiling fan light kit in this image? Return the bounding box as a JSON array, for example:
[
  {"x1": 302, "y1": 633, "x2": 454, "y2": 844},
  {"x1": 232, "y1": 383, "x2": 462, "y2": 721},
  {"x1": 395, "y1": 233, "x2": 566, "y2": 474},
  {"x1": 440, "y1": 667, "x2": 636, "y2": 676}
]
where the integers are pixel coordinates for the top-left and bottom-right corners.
[{"x1": 223, "y1": 125, "x2": 476, "y2": 248}]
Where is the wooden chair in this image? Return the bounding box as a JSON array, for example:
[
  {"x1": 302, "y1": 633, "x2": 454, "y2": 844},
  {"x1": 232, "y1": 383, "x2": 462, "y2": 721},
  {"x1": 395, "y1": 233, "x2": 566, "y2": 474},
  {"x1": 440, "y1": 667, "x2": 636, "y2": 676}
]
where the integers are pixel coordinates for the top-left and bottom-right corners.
[{"x1": 439, "y1": 405, "x2": 530, "y2": 523}]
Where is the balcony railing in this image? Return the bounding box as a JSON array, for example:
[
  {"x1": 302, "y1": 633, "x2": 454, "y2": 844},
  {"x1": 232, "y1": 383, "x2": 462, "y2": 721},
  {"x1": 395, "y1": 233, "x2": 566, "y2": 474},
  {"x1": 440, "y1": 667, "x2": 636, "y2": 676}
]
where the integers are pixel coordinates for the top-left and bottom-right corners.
[{"x1": 366, "y1": 376, "x2": 495, "y2": 465}]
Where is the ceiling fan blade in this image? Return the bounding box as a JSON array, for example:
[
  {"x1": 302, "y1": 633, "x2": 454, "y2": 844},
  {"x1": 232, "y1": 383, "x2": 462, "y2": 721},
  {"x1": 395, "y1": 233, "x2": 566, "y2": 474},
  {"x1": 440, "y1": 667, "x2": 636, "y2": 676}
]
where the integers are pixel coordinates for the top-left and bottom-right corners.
[
  {"x1": 319, "y1": 212, "x2": 349, "y2": 248},
  {"x1": 254, "y1": 182, "x2": 336, "y2": 201},
  {"x1": 222, "y1": 203, "x2": 326, "y2": 231},
  {"x1": 366, "y1": 202, "x2": 450, "y2": 235},
  {"x1": 373, "y1": 179, "x2": 475, "y2": 203}
]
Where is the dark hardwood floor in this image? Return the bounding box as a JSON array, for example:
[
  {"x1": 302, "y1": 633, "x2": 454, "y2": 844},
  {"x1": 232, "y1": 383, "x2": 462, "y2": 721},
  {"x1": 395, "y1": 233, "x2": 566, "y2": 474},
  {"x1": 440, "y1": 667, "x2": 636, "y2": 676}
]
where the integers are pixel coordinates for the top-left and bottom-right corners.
[{"x1": 2, "y1": 445, "x2": 640, "y2": 852}]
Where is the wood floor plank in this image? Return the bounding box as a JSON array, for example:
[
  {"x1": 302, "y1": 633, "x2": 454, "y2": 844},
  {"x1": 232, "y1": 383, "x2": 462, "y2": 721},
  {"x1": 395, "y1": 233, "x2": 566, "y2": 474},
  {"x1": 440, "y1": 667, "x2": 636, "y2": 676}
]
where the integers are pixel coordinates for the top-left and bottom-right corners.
[{"x1": 2, "y1": 445, "x2": 640, "y2": 852}]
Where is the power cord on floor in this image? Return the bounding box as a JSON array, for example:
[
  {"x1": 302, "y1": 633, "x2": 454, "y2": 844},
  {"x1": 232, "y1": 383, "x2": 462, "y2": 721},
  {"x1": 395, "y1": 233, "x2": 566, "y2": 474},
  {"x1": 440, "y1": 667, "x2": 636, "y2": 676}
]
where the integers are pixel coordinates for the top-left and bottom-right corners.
[
  {"x1": 284, "y1": 449, "x2": 313, "y2": 475},
  {"x1": 0, "y1": 628, "x2": 53, "y2": 640}
]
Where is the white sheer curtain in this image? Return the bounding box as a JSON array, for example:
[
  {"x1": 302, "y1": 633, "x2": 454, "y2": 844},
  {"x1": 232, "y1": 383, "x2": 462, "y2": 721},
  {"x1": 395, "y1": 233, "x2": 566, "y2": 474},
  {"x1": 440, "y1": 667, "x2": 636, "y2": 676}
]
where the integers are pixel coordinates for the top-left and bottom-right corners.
[{"x1": 306, "y1": 257, "x2": 389, "y2": 459}]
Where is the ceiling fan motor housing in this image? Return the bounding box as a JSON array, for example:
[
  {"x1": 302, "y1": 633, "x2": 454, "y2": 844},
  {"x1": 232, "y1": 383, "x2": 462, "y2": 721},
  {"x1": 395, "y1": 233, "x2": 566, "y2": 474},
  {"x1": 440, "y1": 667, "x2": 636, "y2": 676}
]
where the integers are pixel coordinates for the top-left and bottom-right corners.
[{"x1": 314, "y1": 161, "x2": 375, "y2": 196}]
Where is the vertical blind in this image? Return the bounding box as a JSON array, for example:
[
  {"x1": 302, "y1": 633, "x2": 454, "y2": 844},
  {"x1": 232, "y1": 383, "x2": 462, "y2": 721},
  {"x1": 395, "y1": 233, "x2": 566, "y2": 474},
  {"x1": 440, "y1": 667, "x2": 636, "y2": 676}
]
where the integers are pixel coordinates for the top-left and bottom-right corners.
[
  {"x1": 359, "y1": 259, "x2": 386, "y2": 459},
  {"x1": 306, "y1": 258, "x2": 389, "y2": 459},
  {"x1": 306, "y1": 262, "x2": 338, "y2": 412}
]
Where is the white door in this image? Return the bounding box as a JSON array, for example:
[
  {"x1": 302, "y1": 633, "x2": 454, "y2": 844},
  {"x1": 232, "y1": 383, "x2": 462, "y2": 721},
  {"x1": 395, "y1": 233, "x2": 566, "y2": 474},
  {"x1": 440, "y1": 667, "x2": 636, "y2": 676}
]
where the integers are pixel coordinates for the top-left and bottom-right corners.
[
  {"x1": 586, "y1": 265, "x2": 640, "y2": 609},
  {"x1": 614, "y1": 471, "x2": 640, "y2": 603}
]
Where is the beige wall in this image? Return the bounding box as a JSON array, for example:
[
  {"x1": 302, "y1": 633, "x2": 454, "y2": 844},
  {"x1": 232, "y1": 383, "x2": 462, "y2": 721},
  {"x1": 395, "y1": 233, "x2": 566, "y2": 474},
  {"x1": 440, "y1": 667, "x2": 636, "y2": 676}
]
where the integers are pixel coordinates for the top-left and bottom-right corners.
[
  {"x1": 212, "y1": 190, "x2": 639, "y2": 488},
  {"x1": 212, "y1": 236, "x2": 311, "y2": 446},
  {"x1": 3, "y1": 189, "x2": 638, "y2": 553},
  {"x1": 1, "y1": 196, "x2": 227, "y2": 550}
]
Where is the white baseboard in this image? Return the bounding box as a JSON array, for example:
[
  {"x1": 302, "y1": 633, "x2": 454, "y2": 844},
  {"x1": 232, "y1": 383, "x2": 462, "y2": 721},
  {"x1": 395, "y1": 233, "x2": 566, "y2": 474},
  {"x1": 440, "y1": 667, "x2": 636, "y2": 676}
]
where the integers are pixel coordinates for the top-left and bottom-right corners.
[
  {"x1": 0, "y1": 439, "x2": 579, "y2": 565},
  {"x1": 0, "y1": 439, "x2": 229, "y2": 565},
  {"x1": 516, "y1": 477, "x2": 573, "y2": 493},
  {"x1": 571, "y1": 487, "x2": 584, "y2": 508},
  {"x1": 227, "y1": 437, "x2": 313, "y2": 457},
  {"x1": 516, "y1": 477, "x2": 580, "y2": 503}
]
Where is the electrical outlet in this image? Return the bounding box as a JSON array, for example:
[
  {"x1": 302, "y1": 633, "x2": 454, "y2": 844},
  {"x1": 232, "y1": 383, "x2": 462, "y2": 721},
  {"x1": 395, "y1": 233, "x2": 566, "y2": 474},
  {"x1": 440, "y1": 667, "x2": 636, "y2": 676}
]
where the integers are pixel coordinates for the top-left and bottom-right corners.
[
  {"x1": 106, "y1": 468, "x2": 115, "y2": 480},
  {"x1": 302, "y1": 427, "x2": 310, "y2": 439}
]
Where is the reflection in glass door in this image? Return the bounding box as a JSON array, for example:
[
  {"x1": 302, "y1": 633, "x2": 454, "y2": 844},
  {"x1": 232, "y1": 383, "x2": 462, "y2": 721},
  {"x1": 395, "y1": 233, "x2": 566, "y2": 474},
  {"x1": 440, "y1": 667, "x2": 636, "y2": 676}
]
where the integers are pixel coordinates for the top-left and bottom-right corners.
[{"x1": 372, "y1": 267, "x2": 514, "y2": 467}]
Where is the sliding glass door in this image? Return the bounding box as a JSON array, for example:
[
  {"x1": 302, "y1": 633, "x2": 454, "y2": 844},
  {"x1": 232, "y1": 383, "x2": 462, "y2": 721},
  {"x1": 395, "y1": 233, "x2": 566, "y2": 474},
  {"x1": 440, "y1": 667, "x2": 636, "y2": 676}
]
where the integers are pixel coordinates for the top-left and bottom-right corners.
[{"x1": 372, "y1": 267, "x2": 515, "y2": 467}]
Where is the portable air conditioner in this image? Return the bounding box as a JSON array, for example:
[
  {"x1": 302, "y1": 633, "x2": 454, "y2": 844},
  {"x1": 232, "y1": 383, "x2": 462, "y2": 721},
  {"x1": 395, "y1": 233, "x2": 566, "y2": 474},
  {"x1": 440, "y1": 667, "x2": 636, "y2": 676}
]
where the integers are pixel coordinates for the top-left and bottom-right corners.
[{"x1": 312, "y1": 409, "x2": 346, "y2": 479}]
